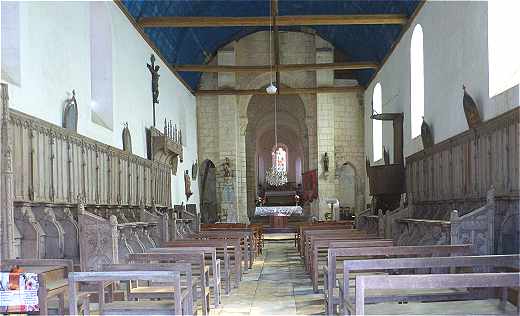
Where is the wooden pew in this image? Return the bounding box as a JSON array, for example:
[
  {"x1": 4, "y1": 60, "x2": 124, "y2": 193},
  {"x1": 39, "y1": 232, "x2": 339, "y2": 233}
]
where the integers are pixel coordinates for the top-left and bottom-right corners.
[
  {"x1": 101, "y1": 263, "x2": 195, "y2": 315},
  {"x1": 162, "y1": 239, "x2": 234, "y2": 293},
  {"x1": 128, "y1": 252, "x2": 211, "y2": 315},
  {"x1": 309, "y1": 239, "x2": 394, "y2": 294},
  {"x1": 302, "y1": 230, "x2": 370, "y2": 265},
  {"x1": 195, "y1": 230, "x2": 252, "y2": 271},
  {"x1": 149, "y1": 247, "x2": 222, "y2": 307},
  {"x1": 341, "y1": 254, "x2": 520, "y2": 315},
  {"x1": 296, "y1": 222, "x2": 354, "y2": 253},
  {"x1": 1, "y1": 259, "x2": 74, "y2": 315},
  {"x1": 68, "y1": 271, "x2": 186, "y2": 315},
  {"x1": 198, "y1": 228, "x2": 257, "y2": 267},
  {"x1": 300, "y1": 228, "x2": 360, "y2": 258},
  {"x1": 325, "y1": 244, "x2": 473, "y2": 315}
]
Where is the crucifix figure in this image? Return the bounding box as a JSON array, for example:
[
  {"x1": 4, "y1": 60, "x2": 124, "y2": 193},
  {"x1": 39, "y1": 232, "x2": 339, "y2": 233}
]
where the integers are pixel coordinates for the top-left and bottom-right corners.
[{"x1": 147, "y1": 54, "x2": 160, "y2": 126}]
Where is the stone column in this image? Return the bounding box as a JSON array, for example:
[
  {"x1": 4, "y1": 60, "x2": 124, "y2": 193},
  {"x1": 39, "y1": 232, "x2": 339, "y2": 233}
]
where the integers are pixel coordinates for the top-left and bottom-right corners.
[
  {"x1": 216, "y1": 45, "x2": 248, "y2": 223},
  {"x1": 1, "y1": 83, "x2": 15, "y2": 258},
  {"x1": 315, "y1": 38, "x2": 336, "y2": 219}
]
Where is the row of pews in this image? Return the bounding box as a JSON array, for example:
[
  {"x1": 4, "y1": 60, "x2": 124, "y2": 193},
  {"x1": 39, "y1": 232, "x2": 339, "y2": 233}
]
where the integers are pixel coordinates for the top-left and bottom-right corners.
[
  {"x1": 296, "y1": 217, "x2": 520, "y2": 315},
  {"x1": 2, "y1": 222, "x2": 261, "y2": 315}
]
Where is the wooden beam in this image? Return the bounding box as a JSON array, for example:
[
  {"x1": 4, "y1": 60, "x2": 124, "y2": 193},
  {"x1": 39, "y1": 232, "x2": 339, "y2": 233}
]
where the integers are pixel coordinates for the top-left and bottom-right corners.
[
  {"x1": 173, "y1": 62, "x2": 378, "y2": 73},
  {"x1": 195, "y1": 86, "x2": 363, "y2": 96},
  {"x1": 139, "y1": 14, "x2": 408, "y2": 28}
]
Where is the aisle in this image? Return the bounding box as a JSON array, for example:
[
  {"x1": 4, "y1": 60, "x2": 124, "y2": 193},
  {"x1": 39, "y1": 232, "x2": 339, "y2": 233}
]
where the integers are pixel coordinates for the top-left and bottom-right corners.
[{"x1": 211, "y1": 239, "x2": 323, "y2": 315}]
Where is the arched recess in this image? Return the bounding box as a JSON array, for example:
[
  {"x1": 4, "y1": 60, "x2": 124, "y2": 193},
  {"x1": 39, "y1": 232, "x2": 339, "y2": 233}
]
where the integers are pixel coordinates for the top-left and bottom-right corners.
[
  {"x1": 245, "y1": 91, "x2": 308, "y2": 219},
  {"x1": 337, "y1": 162, "x2": 358, "y2": 212},
  {"x1": 198, "y1": 159, "x2": 218, "y2": 223}
]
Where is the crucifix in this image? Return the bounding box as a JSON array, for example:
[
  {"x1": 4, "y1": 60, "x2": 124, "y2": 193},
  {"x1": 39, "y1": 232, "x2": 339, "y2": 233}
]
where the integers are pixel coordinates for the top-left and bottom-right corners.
[{"x1": 147, "y1": 54, "x2": 160, "y2": 127}]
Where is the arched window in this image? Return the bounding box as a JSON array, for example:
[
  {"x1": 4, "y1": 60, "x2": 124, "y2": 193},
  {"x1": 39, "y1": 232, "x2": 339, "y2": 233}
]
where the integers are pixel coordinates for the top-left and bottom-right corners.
[
  {"x1": 372, "y1": 83, "x2": 382, "y2": 161},
  {"x1": 1, "y1": 1, "x2": 20, "y2": 85},
  {"x1": 90, "y1": 2, "x2": 113, "y2": 130},
  {"x1": 410, "y1": 24, "x2": 424, "y2": 139},
  {"x1": 272, "y1": 145, "x2": 288, "y2": 173},
  {"x1": 488, "y1": 1, "x2": 520, "y2": 97}
]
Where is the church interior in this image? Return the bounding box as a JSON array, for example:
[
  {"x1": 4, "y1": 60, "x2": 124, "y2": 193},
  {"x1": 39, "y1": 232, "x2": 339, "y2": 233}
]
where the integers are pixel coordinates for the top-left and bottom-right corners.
[{"x1": 1, "y1": 0, "x2": 519, "y2": 315}]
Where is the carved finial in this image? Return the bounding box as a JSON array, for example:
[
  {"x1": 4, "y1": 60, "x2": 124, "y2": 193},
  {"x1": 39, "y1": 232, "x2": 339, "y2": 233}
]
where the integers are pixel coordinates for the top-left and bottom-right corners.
[
  {"x1": 109, "y1": 215, "x2": 118, "y2": 226},
  {"x1": 77, "y1": 194, "x2": 85, "y2": 214},
  {"x1": 486, "y1": 186, "x2": 496, "y2": 206},
  {"x1": 139, "y1": 199, "x2": 145, "y2": 210}
]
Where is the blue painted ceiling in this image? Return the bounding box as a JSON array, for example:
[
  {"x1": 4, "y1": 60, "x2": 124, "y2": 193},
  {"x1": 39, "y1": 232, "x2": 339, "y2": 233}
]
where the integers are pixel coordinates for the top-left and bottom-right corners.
[{"x1": 121, "y1": 0, "x2": 420, "y2": 91}]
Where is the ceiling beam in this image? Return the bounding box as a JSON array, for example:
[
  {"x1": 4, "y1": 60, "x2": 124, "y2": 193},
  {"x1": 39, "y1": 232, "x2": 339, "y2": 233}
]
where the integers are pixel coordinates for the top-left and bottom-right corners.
[
  {"x1": 173, "y1": 62, "x2": 379, "y2": 73},
  {"x1": 139, "y1": 14, "x2": 408, "y2": 28},
  {"x1": 195, "y1": 86, "x2": 363, "y2": 96}
]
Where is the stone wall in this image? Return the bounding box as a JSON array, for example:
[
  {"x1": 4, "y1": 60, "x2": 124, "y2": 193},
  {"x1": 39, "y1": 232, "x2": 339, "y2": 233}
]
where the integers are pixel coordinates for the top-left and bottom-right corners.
[{"x1": 197, "y1": 31, "x2": 365, "y2": 221}]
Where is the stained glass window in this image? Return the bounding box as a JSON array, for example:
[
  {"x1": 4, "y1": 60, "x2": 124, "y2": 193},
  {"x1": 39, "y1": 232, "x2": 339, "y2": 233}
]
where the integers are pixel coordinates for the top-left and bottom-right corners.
[{"x1": 272, "y1": 146, "x2": 287, "y2": 172}]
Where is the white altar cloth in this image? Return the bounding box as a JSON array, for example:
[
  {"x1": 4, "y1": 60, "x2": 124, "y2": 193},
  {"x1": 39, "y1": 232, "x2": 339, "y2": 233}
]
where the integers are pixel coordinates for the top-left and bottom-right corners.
[{"x1": 255, "y1": 206, "x2": 303, "y2": 217}]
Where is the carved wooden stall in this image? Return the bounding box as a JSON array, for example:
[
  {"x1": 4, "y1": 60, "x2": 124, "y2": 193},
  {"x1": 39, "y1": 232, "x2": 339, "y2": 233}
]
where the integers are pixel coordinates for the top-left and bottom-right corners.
[
  {"x1": 0, "y1": 83, "x2": 175, "y2": 263},
  {"x1": 406, "y1": 107, "x2": 519, "y2": 253},
  {"x1": 360, "y1": 108, "x2": 519, "y2": 255}
]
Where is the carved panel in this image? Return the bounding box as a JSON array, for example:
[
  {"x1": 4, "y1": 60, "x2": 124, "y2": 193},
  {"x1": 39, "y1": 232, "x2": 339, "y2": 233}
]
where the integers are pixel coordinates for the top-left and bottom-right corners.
[{"x1": 8, "y1": 109, "x2": 172, "y2": 208}]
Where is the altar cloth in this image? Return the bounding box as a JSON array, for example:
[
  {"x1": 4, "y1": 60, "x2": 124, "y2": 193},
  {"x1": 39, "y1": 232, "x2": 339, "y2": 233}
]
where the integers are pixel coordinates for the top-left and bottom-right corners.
[{"x1": 255, "y1": 206, "x2": 303, "y2": 217}]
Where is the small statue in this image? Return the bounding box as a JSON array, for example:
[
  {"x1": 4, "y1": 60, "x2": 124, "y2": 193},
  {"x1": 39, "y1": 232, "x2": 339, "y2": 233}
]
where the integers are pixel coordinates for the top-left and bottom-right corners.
[
  {"x1": 184, "y1": 170, "x2": 193, "y2": 200},
  {"x1": 147, "y1": 54, "x2": 160, "y2": 104},
  {"x1": 63, "y1": 89, "x2": 78, "y2": 131},
  {"x1": 463, "y1": 85, "x2": 481, "y2": 129},
  {"x1": 122, "y1": 122, "x2": 132, "y2": 153},
  {"x1": 222, "y1": 157, "x2": 232, "y2": 178},
  {"x1": 191, "y1": 161, "x2": 198, "y2": 179},
  {"x1": 421, "y1": 116, "x2": 434, "y2": 149},
  {"x1": 323, "y1": 152, "x2": 329, "y2": 173},
  {"x1": 383, "y1": 146, "x2": 390, "y2": 165}
]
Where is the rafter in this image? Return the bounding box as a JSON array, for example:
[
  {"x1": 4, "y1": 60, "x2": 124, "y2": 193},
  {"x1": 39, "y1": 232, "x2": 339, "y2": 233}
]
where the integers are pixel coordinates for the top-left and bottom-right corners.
[
  {"x1": 139, "y1": 14, "x2": 408, "y2": 28},
  {"x1": 195, "y1": 86, "x2": 363, "y2": 96},
  {"x1": 173, "y1": 62, "x2": 378, "y2": 73}
]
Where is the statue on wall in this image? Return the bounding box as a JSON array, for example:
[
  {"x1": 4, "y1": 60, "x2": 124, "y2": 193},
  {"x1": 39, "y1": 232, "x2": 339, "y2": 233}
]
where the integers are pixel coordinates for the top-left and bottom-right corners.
[
  {"x1": 191, "y1": 161, "x2": 198, "y2": 180},
  {"x1": 383, "y1": 147, "x2": 390, "y2": 165},
  {"x1": 222, "y1": 157, "x2": 232, "y2": 178},
  {"x1": 322, "y1": 152, "x2": 329, "y2": 173},
  {"x1": 184, "y1": 170, "x2": 193, "y2": 200},
  {"x1": 147, "y1": 54, "x2": 160, "y2": 126},
  {"x1": 62, "y1": 89, "x2": 78, "y2": 132},
  {"x1": 122, "y1": 122, "x2": 132, "y2": 153},
  {"x1": 462, "y1": 85, "x2": 482, "y2": 129},
  {"x1": 421, "y1": 117, "x2": 434, "y2": 149}
]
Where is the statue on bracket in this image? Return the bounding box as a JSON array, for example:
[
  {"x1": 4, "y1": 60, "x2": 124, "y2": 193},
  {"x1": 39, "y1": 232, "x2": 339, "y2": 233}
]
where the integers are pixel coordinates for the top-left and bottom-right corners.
[
  {"x1": 462, "y1": 85, "x2": 482, "y2": 129},
  {"x1": 222, "y1": 157, "x2": 232, "y2": 178},
  {"x1": 62, "y1": 89, "x2": 78, "y2": 131},
  {"x1": 122, "y1": 122, "x2": 132, "y2": 153},
  {"x1": 322, "y1": 152, "x2": 329, "y2": 173},
  {"x1": 147, "y1": 54, "x2": 160, "y2": 126},
  {"x1": 383, "y1": 146, "x2": 390, "y2": 165},
  {"x1": 421, "y1": 116, "x2": 434, "y2": 149},
  {"x1": 184, "y1": 170, "x2": 193, "y2": 200},
  {"x1": 191, "y1": 161, "x2": 198, "y2": 180}
]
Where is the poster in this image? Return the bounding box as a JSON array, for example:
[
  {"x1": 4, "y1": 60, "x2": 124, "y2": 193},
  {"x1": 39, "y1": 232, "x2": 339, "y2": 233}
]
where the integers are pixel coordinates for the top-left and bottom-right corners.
[{"x1": 0, "y1": 272, "x2": 39, "y2": 313}]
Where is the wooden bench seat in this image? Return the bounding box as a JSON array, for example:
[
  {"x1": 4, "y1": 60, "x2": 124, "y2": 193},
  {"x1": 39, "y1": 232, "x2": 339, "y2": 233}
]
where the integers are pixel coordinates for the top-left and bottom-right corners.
[
  {"x1": 338, "y1": 254, "x2": 520, "y2": 315},
  {"x1": 128, "y1": 252, "x2": 211, "y2": 315},
  {"x1": 68, "y1": 271, "x2": 188, "y2": 315},
  {"x1": 324, "y1": 244, "x2": 473, "y2": 315}
]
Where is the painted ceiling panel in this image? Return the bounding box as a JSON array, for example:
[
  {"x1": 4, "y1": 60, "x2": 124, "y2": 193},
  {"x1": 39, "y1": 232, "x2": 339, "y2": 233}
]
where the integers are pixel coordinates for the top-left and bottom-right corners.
[{"x1": 121, "y1": 0, "x2": 420, "y2": 90}]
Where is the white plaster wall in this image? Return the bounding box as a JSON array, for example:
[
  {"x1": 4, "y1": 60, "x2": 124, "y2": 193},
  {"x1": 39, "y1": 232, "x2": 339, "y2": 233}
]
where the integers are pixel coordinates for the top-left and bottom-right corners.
[
  {"x1": 3, "y1": 1, "x2": 199, "y2": 209},
  {"x1": 364, "y1": 1, "x2": 519, "y2": 164}
]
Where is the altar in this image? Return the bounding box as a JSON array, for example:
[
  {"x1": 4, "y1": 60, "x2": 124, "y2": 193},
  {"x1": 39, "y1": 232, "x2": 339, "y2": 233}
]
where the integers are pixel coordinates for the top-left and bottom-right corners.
[{"x1": 254, "y1": 206, "x2": 303, "y2": 228}]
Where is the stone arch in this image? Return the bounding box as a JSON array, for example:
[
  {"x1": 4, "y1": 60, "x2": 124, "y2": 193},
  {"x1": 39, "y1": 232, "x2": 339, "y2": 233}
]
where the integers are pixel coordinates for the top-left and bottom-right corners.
[{"x1": 337, "y1": 161, "x2": 359, "y2": 213}]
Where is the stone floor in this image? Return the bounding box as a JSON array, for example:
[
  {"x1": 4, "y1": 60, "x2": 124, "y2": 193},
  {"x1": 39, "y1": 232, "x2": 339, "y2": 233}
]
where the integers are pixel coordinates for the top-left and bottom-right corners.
[
  {"x1": 210, "y1": 239, "x2": 518, "y2": 316},
  {"x1": 211, "y1": 239, "x2": 323, "y2": 316}
]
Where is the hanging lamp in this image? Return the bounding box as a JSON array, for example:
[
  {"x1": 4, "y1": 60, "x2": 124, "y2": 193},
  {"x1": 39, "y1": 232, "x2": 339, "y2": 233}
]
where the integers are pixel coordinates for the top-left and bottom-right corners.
[{"x1": 265, "y1": 1, "x2": 287, "y2": 187}]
